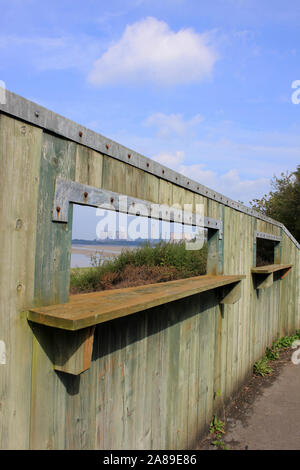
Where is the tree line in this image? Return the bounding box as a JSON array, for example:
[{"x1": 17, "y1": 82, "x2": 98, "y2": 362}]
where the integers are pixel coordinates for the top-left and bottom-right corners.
[{"x1": 250, "y1": 165, "x2": 300, "y2": 243}]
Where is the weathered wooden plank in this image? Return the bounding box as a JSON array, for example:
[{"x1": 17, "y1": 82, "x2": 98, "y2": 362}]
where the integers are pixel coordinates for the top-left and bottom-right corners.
[
  {"x1": 30, "y1": 131, "x2": 76, "y2": 449},
  {"x1": 75, "y1": 144, "x2": 103, "y2": 188},
  {"x1": 165, "y1": 305, "x2": 181, "y2": 449},
  {"x1": 142, "y1": 314, "x2": 154, "y2": 449},
  {"x1": 187, "y1": 298, "x2": 201, "y2": 448},
  {"x1": 159, "y1": 179, "x2": 173, "y2": 207},
  {"x1": 0, "y1": 115, "x2": 42, "y2": 449},
  {"x1": 123, "y1": 316, "x2": 140, "y2": 449},
  {"x1": 28, "y1": 275, "x2": 246, "y2": 330},
  {"x1": 251, "y1": 264, "x2": 292, "y2": 274},
  {"x1": 63, "y1": 339, "x2": 97, "y2": 449},
  {"x1": 30, "y1": 323, "x2": 67, "y2": 449},
  {"x1": 176, "y1": 311, "x2": 191, "y2": 449},
  {"x1": 144, "y1": 172, "x2": 160, "y2": 204},
  {"x1": 154, "y1": 304, "x2": 169, "y2": 450},
  {"x1": 204, "y1": 296, "x2": 216, "y2": 429}
]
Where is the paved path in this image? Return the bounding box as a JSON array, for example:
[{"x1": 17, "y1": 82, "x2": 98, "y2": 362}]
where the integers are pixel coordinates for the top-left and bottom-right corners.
[{"x1": 224, "y1": 360, "x2": 300, "y2": 450}]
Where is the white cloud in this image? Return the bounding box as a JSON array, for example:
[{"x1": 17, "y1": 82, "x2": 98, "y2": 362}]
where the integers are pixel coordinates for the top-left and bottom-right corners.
[
  {"x1": 89, "y1": 17, "x2": 218, "y2": 86},
  {"x1": 144, "y1": 112, "x2": 204, "y2": 137},
  {"x1": 178, "y1": 165, "x2": 269, "y2": 203},
  {"x1": 152, "y1": 150, "x2": 269, "y2": 203},
  {"x1": 153, "y1": 150, "x2": 185, "y2": 168}
]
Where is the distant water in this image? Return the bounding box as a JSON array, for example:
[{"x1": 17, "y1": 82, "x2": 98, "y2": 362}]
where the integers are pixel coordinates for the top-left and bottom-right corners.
[
  {"x1": 71, "y1": 252, "x2": 117, "y2": 268},
  {"x1": 71, "y1": 253, "x2": 93, "y2": 268},
  {"x1": 70, "y1": 244, "x2": 137, "y2": 268}
]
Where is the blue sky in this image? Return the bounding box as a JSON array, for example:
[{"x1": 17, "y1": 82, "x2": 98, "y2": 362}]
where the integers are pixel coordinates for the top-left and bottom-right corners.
[{"x1": 1, "y1": 0, "x2": 299, "y2": 238}]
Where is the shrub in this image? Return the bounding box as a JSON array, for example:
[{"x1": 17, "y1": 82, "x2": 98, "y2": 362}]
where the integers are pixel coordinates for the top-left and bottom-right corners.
[{"x1": 253, "y1": 357, "x2": 273, "y2": 377}]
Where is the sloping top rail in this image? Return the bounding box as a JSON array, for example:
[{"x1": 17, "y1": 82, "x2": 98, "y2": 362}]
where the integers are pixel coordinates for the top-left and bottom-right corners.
[
  {"x1": 1, "y1": 89, "x2": 299, "y2": 250},
  {"x1": 28, "y1": 275, "x2": 245, "y2": 331}
]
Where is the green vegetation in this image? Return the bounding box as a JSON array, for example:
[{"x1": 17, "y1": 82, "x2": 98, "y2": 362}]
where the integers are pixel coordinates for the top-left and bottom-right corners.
[
  {"x1": 253, "y1": 330, "x2": 300, "y2": 376},
  {"x1": 70, "y1": 241, "x2": 207, "y2": 294},
  {"x1": 253, "y1": 357, "x2": 273, "y2": 377},
  {"x1": 209, "y1": 415, "x2": 228, "y2": 450},
  {"x1": 250, "y1": 165, "x2": 300, "y2": 242}
]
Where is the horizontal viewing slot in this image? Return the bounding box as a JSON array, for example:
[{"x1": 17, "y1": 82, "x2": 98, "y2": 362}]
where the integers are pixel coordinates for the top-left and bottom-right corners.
[
  {"x1": 28, "y1": 274, "x2": 246, "y2": 331},
  {"x1": 70, "y1": 204, "x2": 209, "y2": 293}
]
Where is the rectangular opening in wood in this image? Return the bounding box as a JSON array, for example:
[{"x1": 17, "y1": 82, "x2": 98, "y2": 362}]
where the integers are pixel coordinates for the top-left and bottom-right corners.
[
  {"x1": 70, "y1": 203, "x2": 208, "y2": 295},
  {"x1": 256, "y1": 238, "x2": 278, "y2": 267}
]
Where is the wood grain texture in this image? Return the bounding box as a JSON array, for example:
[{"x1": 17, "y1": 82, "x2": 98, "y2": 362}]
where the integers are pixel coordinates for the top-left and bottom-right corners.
[
  {"x1": 30, "y1": 131, "x2": 76, "y2": 449},
  {"x1": 75, "y1": 144, "x2": 103, "y2": 188},
  {"x1": 27, "y1": 275, "x2": 246, "y2": 330},
  {"x1": 0, "y1": 115, "x2": 42, "y2": 449},
  {"x1": 251, "y1": 264, "x2": 292, "y2": 274}
]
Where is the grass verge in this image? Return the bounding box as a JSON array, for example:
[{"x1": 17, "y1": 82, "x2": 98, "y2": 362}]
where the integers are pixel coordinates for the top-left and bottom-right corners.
[{"x1": 253, "y1": 330, "x2": 300, "y2": 376}]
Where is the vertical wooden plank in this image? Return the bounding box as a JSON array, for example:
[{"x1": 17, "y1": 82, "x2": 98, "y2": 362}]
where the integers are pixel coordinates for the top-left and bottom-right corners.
[
  {"x1": 207, "y1": 229, "x2": 220, "y2": 275},
  {"x1": 194, "y1": 193, "x2": 208, "y2": 217},
  {"x1": 149, "y1": 309, "x2": 162, "y2": 450},
  {"x1": 176, "y1": 311, "x2": 190, "y2": 449},
  {"x1": 159, "y1": 179, "x2": 173, "y2": 207},
  {"x1": 144, "y1": 173, "x2": 160, "y2": 204},
  {"x1": 213, "y1": 305, "x2": 223, "y2": 412},
  {"x1": 75, "y1": 144, "x2": 103, "y2": 188},
  {"x1": 187, "y1": 299, "x2": 200, "y2": 448},
  {"x1": 0, "y1": 115, "x2": 42, "y2": 449},
  {"x1": 30, "y1": 132, "x2": 76, "y2": 449},
  {"x1": 123, "y1": 317, "x2": 140, "y2": 449},
  {"x1": 154, "y1": 304, "x2": 169, "y2": 450},
  {"x1": 142, "y1": 313, "x2": 155, "y2": 449},
  {"x1": 102, "y1": 155, "x2": 127, "y2": 195},
  {"x1": 223, "y1": 206, "x2": 233, "y2": 398},
  {"x1": 63, "y1": 356, "x2": 97, "y2": 449},
  {"x1": 165, "y1": 306, "x2": 181, "y2": 449},
  {"x1": 125, "y1": 165, "x2": 146, "y2": 200},
  {"x1": 124, "y1": 314, "x2": 148, "y2": 450},
  {"x1": 94, "y1": 322, "x2": 114, "y2": 449},
  {"x1": 33, "y1": 133, "x2": 76, "y2": 306},
  {"x1": 204, "y1": 298, "x2": 216, "y2": 429},
  {"x1": 30, "y1": 324, "x2": 67, "y2": 449}
]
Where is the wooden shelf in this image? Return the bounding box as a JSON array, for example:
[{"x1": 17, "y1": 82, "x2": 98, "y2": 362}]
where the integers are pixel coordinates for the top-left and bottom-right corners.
[
  {"x1": 28, "y1": 274, "x2": 246, "y2": 331},
  {"x1": 251, "y1": 264, "x2": 292, "y2": 275},
  {"x1": 27, "y1": 274, "x2": 245, "y2": 375},
  {"x1": 251, "y1": 264, "x2": 292, "y2": 290}
]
